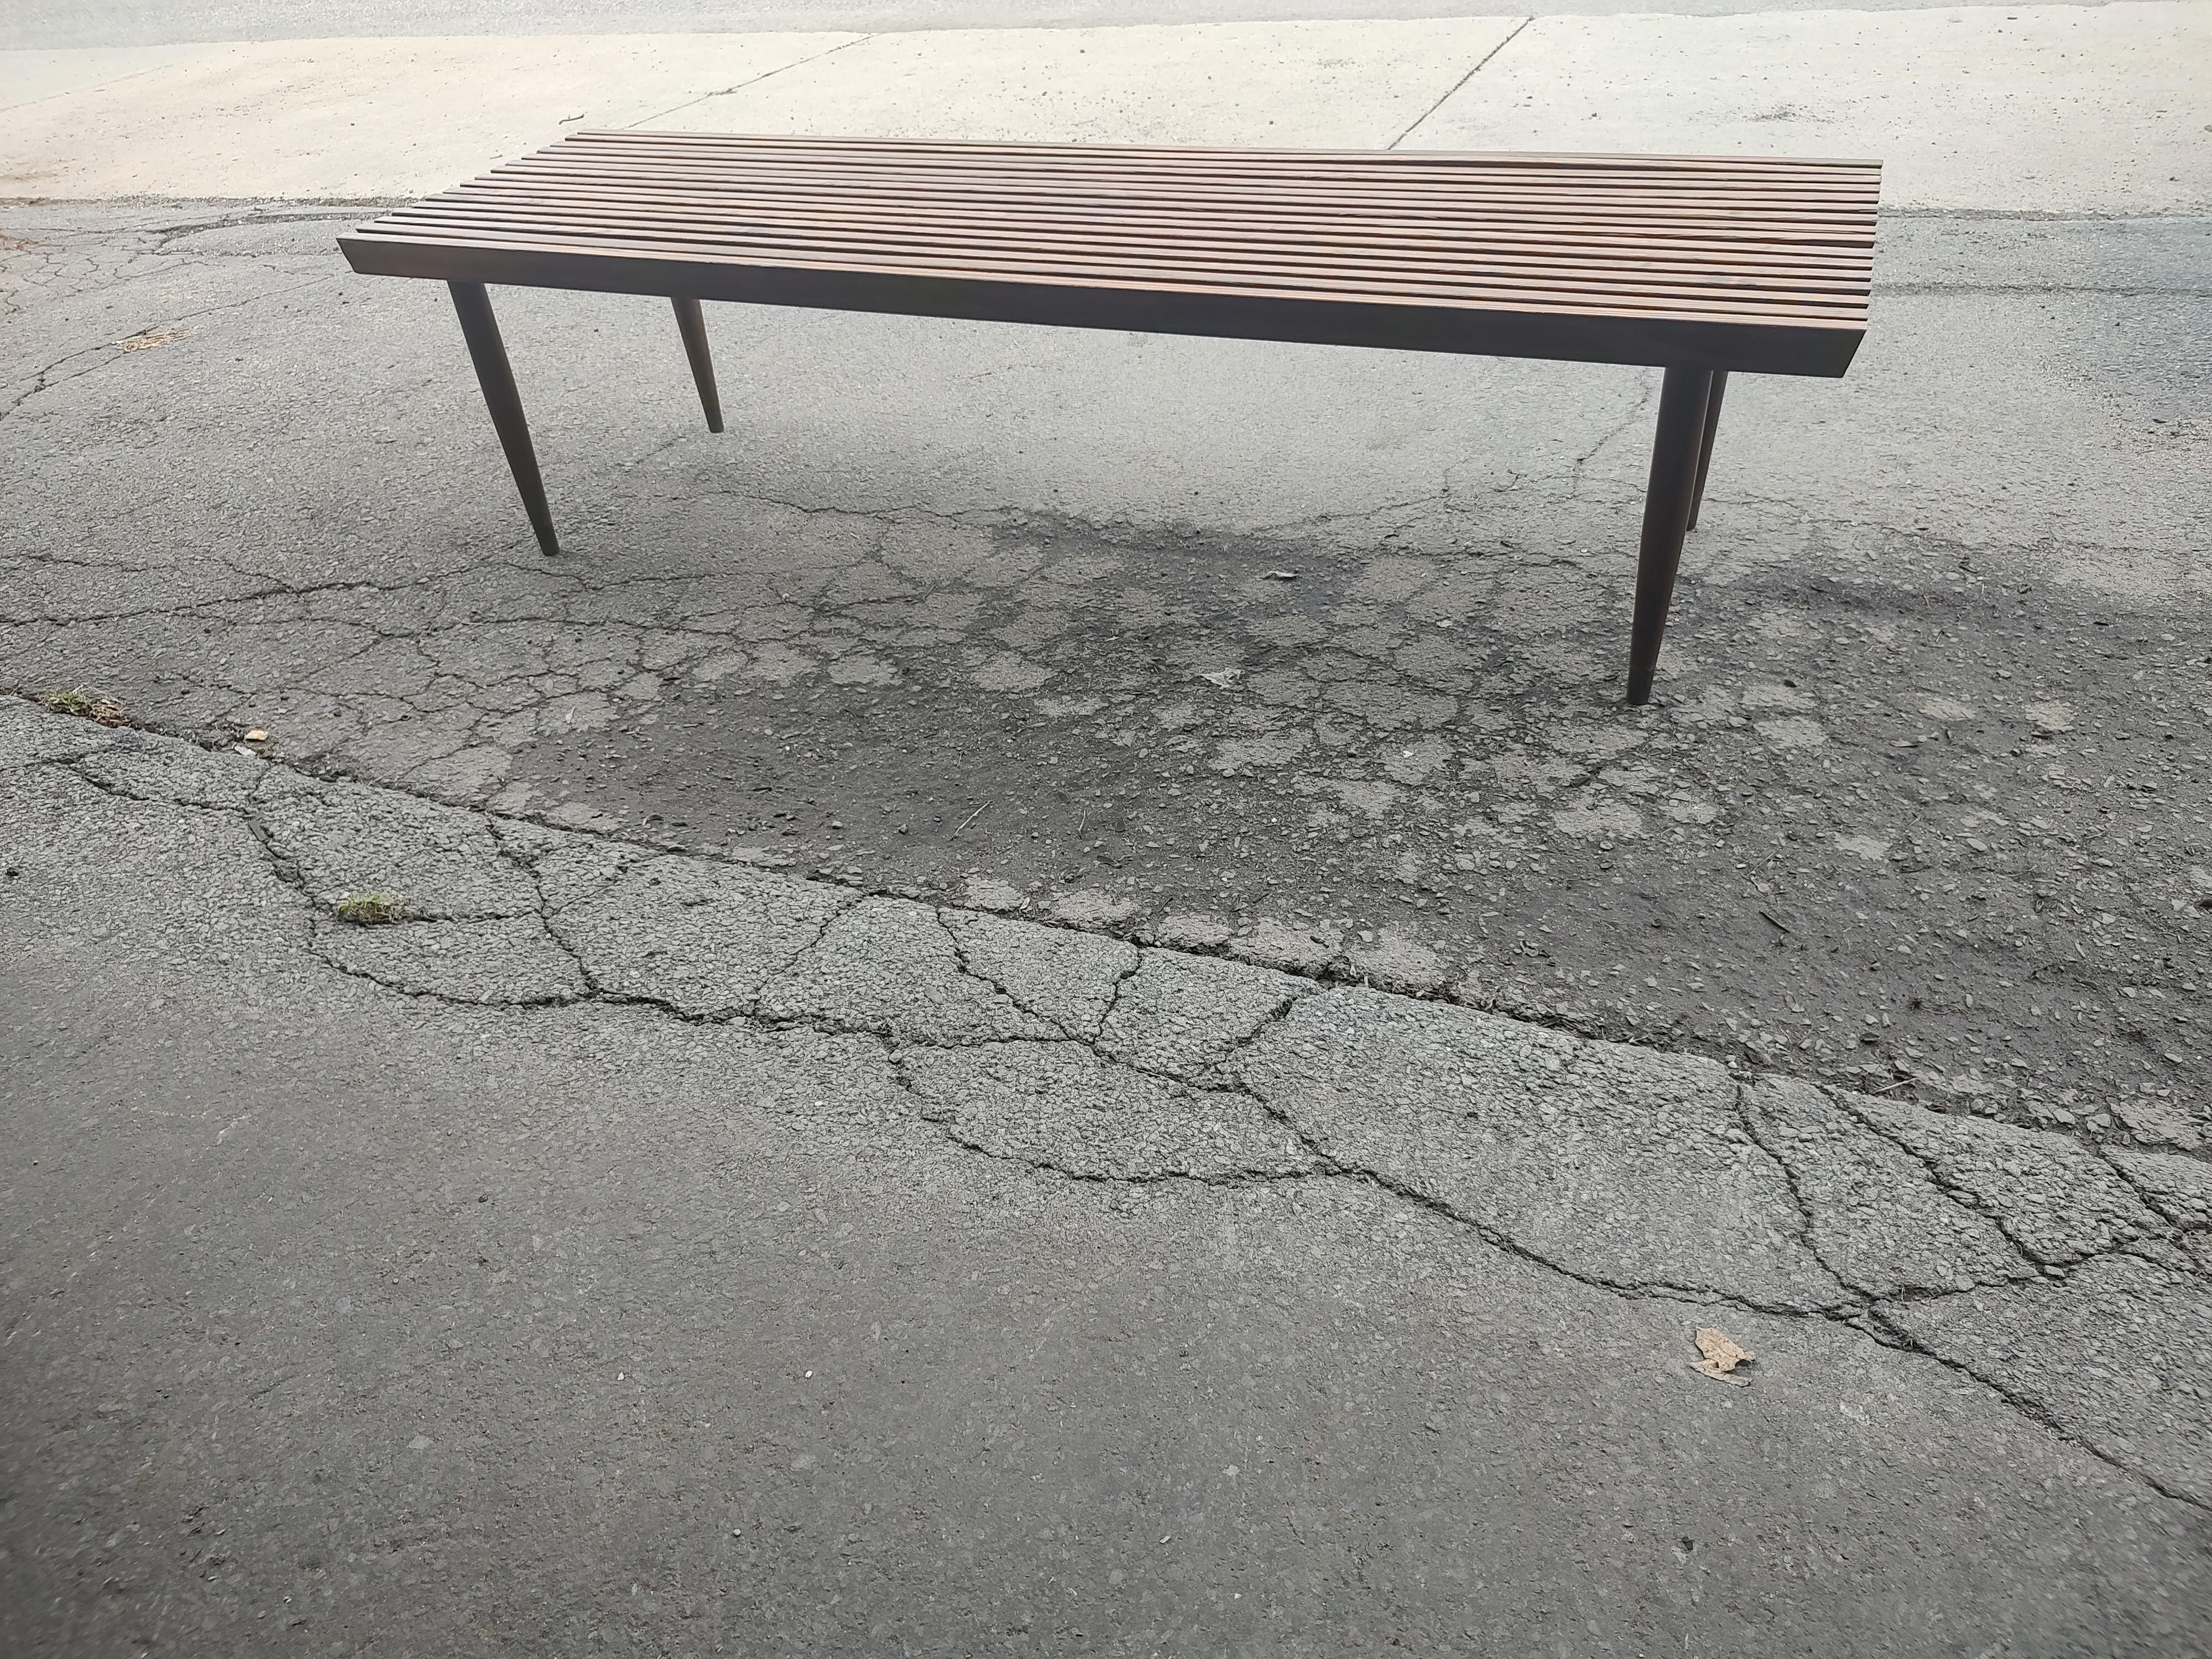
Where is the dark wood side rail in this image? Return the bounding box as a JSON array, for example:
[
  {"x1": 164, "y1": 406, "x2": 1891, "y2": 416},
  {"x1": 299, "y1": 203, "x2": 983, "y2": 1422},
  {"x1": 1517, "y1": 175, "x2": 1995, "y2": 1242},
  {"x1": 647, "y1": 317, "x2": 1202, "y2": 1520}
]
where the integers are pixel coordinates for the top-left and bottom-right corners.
[{"x1": 340, "y1": 131, "x2": 1879, "y2": 703}]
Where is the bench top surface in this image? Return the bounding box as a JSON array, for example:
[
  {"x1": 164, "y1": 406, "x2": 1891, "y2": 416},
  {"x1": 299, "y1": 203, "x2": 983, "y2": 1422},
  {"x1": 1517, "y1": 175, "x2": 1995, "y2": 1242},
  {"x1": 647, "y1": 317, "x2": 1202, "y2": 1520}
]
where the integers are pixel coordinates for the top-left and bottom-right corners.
[{"x1": 341, "y1": 132, "x2": 1881, "y2": 376}]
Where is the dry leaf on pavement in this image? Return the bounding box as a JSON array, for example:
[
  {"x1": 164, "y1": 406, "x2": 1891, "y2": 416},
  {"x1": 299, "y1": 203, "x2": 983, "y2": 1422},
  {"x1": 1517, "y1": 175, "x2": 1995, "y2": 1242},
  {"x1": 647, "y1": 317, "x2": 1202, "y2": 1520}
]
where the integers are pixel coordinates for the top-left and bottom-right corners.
[
  {"x1": 116, "y1": 326, "x2": 192, "y2": 352},
  {"x1": 1693, "y1": 1328, "x2": 1756, "y2": 1385}
]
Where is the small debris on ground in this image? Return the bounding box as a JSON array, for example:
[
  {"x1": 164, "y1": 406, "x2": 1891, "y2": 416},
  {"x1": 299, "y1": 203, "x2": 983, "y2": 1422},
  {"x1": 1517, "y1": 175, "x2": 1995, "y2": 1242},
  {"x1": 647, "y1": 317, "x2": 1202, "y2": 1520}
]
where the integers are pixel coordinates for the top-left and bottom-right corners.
[
  {"x1": 1263, "y1": 569, "x2": 1299, "y2": 580},
  {"x1": 115, "y1": 325, "x2": 191, "y2": 352},
  {"x1": 39, "y1": 687, "x2": 131, "y2": 726},
  {"x1": 333, "y1": 892, "x2": 404, "y2": 926},
  {"x1": 244, "y1": 729, "x2": 268, "y2": 742},
  {"x1": 1693, "y1": 1328, "x2": 1756, "y2": 1385}
]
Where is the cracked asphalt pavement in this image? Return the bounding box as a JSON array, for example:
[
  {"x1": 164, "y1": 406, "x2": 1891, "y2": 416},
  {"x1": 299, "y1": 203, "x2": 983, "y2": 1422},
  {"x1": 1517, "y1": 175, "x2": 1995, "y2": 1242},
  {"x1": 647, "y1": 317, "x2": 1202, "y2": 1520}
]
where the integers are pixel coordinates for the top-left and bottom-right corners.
[
  {"x1": 6, "y1": 698, "x2": 2212, "y2": 1655},
  {"x1": 4, "y1": 203, "x2": 2208, "y2": 1153},
  {"x1": 6, "y1": 174, "x2": 2212, "y2": 1652}
]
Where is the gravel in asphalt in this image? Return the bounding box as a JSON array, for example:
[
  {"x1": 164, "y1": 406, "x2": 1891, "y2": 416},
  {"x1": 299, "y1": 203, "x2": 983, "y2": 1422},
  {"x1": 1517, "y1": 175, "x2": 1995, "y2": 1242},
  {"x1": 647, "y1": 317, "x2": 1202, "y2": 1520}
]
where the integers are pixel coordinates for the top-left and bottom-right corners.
[{"x1": 6, "y1": 698, "x2": 2211, "y2": 1653}]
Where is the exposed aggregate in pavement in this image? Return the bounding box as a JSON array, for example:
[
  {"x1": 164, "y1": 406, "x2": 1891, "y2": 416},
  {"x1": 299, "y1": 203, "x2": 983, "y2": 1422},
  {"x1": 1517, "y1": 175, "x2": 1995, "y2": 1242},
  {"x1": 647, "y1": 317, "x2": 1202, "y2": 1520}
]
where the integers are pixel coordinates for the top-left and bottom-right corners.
[{"x1": 7, "y1": 701, "x2": 2211, "y2": 1516}]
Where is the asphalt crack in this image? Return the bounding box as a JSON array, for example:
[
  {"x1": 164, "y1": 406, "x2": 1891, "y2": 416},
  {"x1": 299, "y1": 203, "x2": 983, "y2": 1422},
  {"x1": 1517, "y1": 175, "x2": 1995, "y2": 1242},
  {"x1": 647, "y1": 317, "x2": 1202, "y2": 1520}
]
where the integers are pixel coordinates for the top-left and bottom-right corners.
[{"x1": 19, "y1": 693, "x2": 2212, "y2": 1518}]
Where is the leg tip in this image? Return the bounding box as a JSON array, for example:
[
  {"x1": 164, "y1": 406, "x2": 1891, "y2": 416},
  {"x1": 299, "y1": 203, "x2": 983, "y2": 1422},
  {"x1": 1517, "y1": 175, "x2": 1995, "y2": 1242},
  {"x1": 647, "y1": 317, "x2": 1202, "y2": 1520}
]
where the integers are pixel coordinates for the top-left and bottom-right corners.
[{"x1": 1625, "y1": 672, "x2": 1655, "y2": 706}]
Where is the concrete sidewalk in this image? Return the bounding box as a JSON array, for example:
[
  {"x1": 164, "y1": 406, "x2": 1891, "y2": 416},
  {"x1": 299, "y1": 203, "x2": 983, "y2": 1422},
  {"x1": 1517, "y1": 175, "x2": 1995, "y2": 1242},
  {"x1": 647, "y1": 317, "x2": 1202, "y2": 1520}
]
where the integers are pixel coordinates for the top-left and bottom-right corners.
[
  {"x1": 4, "y1": 5, "x2": 2209, "y2": 208},
  {"x1": 4, "y1": 693, "x2": 2211, "y2": 1653}
]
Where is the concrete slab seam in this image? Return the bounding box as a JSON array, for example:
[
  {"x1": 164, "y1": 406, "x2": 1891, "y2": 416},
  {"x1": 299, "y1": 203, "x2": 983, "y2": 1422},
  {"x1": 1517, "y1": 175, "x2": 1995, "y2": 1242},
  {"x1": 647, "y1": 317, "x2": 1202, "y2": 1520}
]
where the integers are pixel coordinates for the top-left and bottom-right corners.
[
  {"x1": 1385, "y1": 14, "x2": 1531, "y2": 150},
  {"x1": 619, "y1": 32, "x2": 877, "y2": 131}
]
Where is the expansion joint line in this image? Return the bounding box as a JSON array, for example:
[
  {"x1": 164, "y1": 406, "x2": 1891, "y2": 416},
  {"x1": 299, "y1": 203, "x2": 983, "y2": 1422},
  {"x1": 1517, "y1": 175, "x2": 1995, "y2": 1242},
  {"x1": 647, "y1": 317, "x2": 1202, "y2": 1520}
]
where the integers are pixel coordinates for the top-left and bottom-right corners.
[{"x1": 1387, "y1": 17, "x2": 1533, "y2": 151}]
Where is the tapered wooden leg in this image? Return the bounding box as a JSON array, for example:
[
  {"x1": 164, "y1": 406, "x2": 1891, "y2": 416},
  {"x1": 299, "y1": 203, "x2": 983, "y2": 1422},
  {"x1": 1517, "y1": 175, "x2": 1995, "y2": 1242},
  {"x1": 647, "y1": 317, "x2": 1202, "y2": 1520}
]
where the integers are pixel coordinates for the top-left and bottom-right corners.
[
  {"x1": 1626, "y1": 366, "x2": 1714, "y2": 705},
  {"x1": 447, "y1": 280, "x2": 560, "y2": 557},
  {"x1": 672, "y1": 296, "x2": 723, "y2": 433},
  {"x1": 1687, "y1": 369, "x2": 1728, "y2": 532}
]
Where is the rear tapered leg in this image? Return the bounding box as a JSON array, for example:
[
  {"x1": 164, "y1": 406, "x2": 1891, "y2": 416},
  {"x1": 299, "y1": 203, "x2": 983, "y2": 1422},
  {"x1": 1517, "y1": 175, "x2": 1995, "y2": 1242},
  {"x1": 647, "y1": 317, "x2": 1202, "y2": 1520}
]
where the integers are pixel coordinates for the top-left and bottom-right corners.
[
  {"x1": 1626, "y1": 366, "x2": 1715, "y2": 705},
  {"x1": 672, "y1": 296, "x2": 723, "y2": 433},
  {"x1": 1687, "y1": 369, "x2": 1728, "y2": 531},
  {"x1": 447, "y1": 280, "x2": 559, "y2": 556}
]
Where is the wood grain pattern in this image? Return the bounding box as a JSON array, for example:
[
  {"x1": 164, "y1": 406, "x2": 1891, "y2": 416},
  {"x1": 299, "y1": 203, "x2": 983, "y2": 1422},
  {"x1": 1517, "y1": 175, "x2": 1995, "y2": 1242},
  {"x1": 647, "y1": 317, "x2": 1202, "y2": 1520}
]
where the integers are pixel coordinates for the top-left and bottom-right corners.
[{"x1": 341, "y1": 131, "x2": 1880, "y2": 376}]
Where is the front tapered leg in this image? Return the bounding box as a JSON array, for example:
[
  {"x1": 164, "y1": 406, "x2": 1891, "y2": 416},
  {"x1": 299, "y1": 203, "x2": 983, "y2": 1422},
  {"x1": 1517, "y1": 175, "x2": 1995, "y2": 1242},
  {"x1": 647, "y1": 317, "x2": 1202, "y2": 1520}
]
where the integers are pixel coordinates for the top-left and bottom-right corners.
[
  {"x1": 1687, "y1": 369, "x2": 1728, "y2": 532},
  {"x1": 671, "y1": 296, "x2": 723, "y2": 433},
  {"x1": 447, "y1": 280, "x2": 560, "y2": 557},
  {"x1": 1626, "y1": 366, "x2": 1714, "y2": 705}
]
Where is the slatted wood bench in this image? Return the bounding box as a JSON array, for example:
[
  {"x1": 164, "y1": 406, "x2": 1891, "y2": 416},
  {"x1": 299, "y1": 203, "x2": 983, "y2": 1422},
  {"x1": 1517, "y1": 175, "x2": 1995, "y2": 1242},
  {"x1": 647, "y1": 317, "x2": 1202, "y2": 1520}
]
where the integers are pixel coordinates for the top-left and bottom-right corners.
[{"x1": 339, "y1": 132, "x2": 1879, "y2": 703}]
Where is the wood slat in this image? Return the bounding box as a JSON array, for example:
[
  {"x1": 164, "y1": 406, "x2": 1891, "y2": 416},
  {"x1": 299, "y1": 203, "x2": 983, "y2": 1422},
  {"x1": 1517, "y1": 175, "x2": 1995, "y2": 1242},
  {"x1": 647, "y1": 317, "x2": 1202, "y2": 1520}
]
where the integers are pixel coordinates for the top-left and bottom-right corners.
[
  {"x1": 341, "y1": 131, "x2": 1881, "y2": 376},
  {"x1": 416, "y1": 195, "x2": 1874, "y2": 288},
  {"x1": 353, "y1": 224, "x2": 1868, "y2": 328},
  {"x1": 533, "y1": 140, "x2": 1885, "y2": 195},
  {"x1": 374, "y1": 210, "x2": 1871, "y2": 312},
  {"x1": 566, "y1": 128, "x2": 1883, "y2": 174},
  {"x1": 440, "y1": 190, "x2": 1874, "y2": 269},
  {"x1": 455, "y1": 174, "x2": 1876, "y2": 265},
  {"x1": 450, "y1": 171, "x2": 1879, "y2": 230},
  {"x1": 491, "y1": 157, "x2": 1880, "y2": 221},
  {"x1": 434, "y1": 183, "x2": 1876, "y2": 273},
  {"x1": 477, "y1": 181, "x2": 1875, "y2": 232}
]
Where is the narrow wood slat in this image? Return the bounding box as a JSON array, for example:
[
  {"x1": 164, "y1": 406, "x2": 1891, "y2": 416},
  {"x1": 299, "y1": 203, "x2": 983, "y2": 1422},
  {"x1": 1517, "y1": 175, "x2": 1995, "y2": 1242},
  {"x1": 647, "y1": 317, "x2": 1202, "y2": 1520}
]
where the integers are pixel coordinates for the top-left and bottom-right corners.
[
  {"x1": 489, "y1": 156, "x2": 1880, "y2": 221},
  {"x1": 499, "y1": 149, "x2": 1882, "y2": 199},
  {"x1": 531, "y1": 162, "x2": 1873, "y2": 210},
  {"x1": 418, "y1": 191, "x2": 1875, "y2": 284},
  {"x1": 439, "y1": 180, "x2": 1879, "y2": 257},
  {"x1": 539, "y1": 142, "x2": 1884, "y2": 199},
  {"x1": 349, "y1": 228, "x2": 1867, "y2": 350},
  {"x1": 528, "y1": 155, "x2": 1875, "y2": 211},
  {"x1": 383, "y1": 205, "x2": 1872, "y2": 307},
  {"x1": 368, "y1": 232, "x2": 1865, "y2": 326},
  {"x1": 434, "y1": 182, "x2": 1877, "y2": 272},
  {"x1": 473, "y1": 180, "x2": 1870, "y2": 247},
  {"x1": 489, "y1": 139, "x2": 1881, "y2": 191},
  {"x1": 471, "y1": 180, "x2": 1877, "y2": 233},
  {"x1": 568, "y1": 129, "x2": 1882, "y2": 174},
  {"x1": 354, "y1": 222, "x2": 1865, "y2": 325},
  {"x1": 462, "y1": 174, "x2": 1874, "y2": 251}
]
